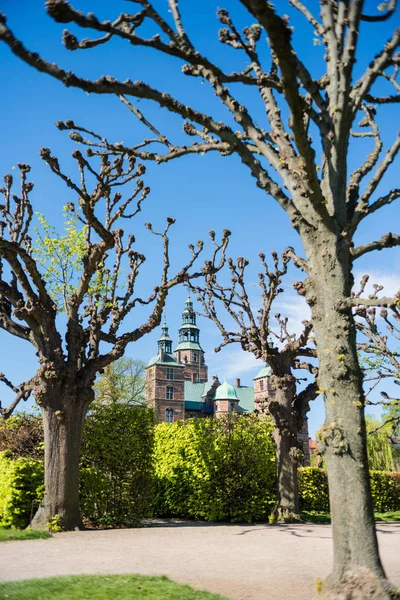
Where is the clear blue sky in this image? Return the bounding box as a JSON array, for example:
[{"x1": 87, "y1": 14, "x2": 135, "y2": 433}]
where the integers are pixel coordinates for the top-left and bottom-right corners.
[{"x1": 0, "y1": 1, "x2": 399, "y2": 437}]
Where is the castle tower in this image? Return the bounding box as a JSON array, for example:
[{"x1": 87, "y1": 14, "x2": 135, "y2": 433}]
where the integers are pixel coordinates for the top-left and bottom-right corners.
[
  {"x1": 253, "y1": 364, "x2": 274, "y2": 411},
  {"x1": 145, "y1": 320, "x2": 185, "y2": 423},
  {"x1": 174, "y1": 296, "x2": 208, "y2": 383},
  {"x1": 213, "y1": 379, "x2": 239, "y2": 417}
]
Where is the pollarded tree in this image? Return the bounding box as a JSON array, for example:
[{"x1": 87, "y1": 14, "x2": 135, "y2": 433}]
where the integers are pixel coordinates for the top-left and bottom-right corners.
[
  {"x1": 190, "y1": 249, "x2": 318, "y2": 522},
  {"x1": 0, "y1": 153, "x2": 229, "y2": 530},
  {"x1": 1, "y1": 0, "x2": 400, "y2": 595}
]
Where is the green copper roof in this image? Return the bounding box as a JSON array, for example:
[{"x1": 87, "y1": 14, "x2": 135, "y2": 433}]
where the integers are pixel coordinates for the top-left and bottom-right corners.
[
  {"x1": 214, "y1": 380, "x2": 238, "y2": 400},
  {"x1": 147, "y1": 352, "x2": 182, "y2": 368},
  {"x1": 254, "y1": 365, "x2": 272, "y2": 379},
  {"x1": 183, "y1": 381, "x2": 255, "y2": 413},
  {"x1": 201, "y1": 378, "x2": 218, "y2": 398},
  {"x1": 174, "y1": 341, "x2": 203, "y2": 351},
  {"x1": 178, "y1": 323, "x2": 200, "y2": 331},
  {"x1": 158, "y1": 325, "x2": 172, "y2": 342},
  {"x1": 236, "y1": 387, "x2": 255, "y2": 413},
  {"x1": 184, "y1": 381, "x2": 206, "y2": 403}
]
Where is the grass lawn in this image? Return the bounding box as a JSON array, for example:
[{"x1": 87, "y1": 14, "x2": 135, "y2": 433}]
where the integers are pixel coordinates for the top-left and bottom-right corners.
[
  {"x1": 0, "y1": 527, "x2": 51, "y2": 542},
  {"x1": 0, "y1": 575, "x2": 226, "y2": 599},
  {"x1": 301, "y1": 511, "x2": 400, "y2": 524}
]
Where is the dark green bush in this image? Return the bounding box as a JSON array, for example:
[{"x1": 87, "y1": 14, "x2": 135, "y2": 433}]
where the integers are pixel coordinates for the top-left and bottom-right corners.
[
  {"x1": 298, "y1": 467, "x2": 330, "y2": 512},
  {"x1": 0, "y1": 451, "x2": 44, "y2": 528},
  {"x1": 154, "y1": 415, "x2": 277, "y2": 522},
  {"x1": 299, "y1": 467, "x2": 400, "y2": 513},
  {"x1": 80, "y1": 404, "x2": 155, "y2": 527}
]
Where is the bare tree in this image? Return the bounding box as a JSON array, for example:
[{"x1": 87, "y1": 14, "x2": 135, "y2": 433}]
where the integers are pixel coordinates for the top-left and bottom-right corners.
[
  {"x1": 355, "y1": 279, "x2": 400, "y2": 441},
  {"x1": 1, "y1": 0, "x2": 400, "y2": 594},
  {"x1": 190, "y1": 249, "x2": 318, "y2": 521},
  {"x1": 0, "y1": 153, "x2": 229, "y2": 530}
]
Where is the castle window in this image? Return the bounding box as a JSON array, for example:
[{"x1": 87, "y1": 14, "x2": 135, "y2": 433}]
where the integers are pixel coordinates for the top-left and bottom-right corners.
[
  {"x1": 166, "y1": 386, "x2": 174, "y2": 400},
  {"x1": 193, "y1": 353, "x2": 198, "y2": 362},
  {"x1": 166, "y1": 368, "x2": 174, "y2": 380},
  {"x1": 165, "y1": 407, "x2": 173, "y2": 423},
  {"x1": 260, "y1": 380, "x2": 264, "y2": 391}
]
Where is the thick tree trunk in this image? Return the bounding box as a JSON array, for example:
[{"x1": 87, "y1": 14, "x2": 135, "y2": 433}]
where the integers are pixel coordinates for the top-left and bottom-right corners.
[
  {"x1": 303, "y1": 233, "x2": 392, "y2": 598},
  {"x1": 269, "y1": 377, "x2": 301, "y2": 522},
  {"x1": 31, "y1": 397, "x2": 89, "y2": 531}
]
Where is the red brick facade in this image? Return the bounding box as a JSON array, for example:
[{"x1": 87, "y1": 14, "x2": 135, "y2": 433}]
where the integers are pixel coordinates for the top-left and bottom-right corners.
[
  {"x1": 145, "y1": 363, "x2": 185, "y2": 423},
  {"x1": 214, "y1": 398, "x2": 239, "y2": 417}
]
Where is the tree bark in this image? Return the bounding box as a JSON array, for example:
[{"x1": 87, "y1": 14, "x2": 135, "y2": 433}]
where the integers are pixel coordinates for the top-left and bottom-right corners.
[
  {"x1": 303, "y1": 232, "x2": 391, "y2": 598},
  {"x1": 269, "y1": 377, "x2": 301, "y2": 522},
  {"x1": 31, "y1": 396, "x2": 89, "y2": 531}
]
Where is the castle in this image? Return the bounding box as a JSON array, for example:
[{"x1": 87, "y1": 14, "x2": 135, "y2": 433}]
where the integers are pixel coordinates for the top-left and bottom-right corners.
[{"x1": 145, "y1": 296, "x2": 310, "y2": 463}]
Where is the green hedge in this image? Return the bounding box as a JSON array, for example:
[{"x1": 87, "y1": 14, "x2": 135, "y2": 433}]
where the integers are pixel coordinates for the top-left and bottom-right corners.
[
  {"x1": 154, "y1": 415, "x2": 276, "y2": 522},
  {"x1": 299, "y1": 467, "x2": 400, "y2": 513},
  {"x1": 0, "y1": 451, "x2": 44, "y2": 528},
  {"x1": 298, "y1": 468, "x2": 330, "y2": 512},
  {"x1": 80, "y1": 404, "x2": 155, "y2": 527}
]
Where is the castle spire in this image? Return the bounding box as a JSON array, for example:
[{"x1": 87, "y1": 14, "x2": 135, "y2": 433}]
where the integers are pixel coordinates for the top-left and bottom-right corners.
[
  {"x1": 157, "y1": 316, "x2": 173, "y2": 355},
  {"x1": 174, "y1": 295, "x2": 208, "y2": 383}
]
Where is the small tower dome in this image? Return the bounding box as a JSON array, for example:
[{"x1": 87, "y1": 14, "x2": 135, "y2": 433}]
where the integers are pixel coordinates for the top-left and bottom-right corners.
[
  {"x1": 213, "y1": 379, "x2": 239, "y2": 416},
  {"x1": 214, "y1": 379, "x2": 238, "y2": 400}
]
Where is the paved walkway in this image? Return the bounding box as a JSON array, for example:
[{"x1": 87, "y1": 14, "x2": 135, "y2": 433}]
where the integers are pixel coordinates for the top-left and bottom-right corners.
[{"x1": 1, "y1": 522, "x2": 399, "y2": 599}]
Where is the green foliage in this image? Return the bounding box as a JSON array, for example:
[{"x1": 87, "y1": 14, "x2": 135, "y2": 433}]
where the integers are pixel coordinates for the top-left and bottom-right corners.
[
  {"x1": 80, "y1": 404, "x2": 155, "y2": 527},
  {"x1": 32, "y1": 207, "x2": 88, "y2": 311},
  {"x1": 32, "y1": 207, "x2": 118, "y2": 312},
  {"x1": 298, "y1": 468, "x2": 330, "y2": 512},
  {"x1": 0, "y1": 527, "x2": 50, "y2": 541},
  {"x1": 0, "y1": 451, "x2": 44, "y2": 528},
  {"x1": 0, "y1": 575, "x2": 226, "y2": 600},
  {"x1": 0, "y1": 413, "x2": 44, "y2": 460},
  {"x1": 154, "y1": 415, "x2": 276, "y2": 522},
  {"x1": 47, "y1": 514, "x2": 63, "y2": 533},
  {"x1": 299, "y1": 467, "x2": 400, "y2": 513},
  {"x1": 366, "y1": 416, "x2": 398, "y2": 471},
  {"x1": 94, "y1": 357, "x2": 147, "y2": 406},
  {"x1": 369, "y1": 471, "x2": 400, "y2": 512}
]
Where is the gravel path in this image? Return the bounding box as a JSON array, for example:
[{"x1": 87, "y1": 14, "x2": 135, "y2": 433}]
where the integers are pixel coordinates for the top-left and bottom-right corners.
[{"x1": 1, "y1": 521, "x2": 399, "y2": 599}]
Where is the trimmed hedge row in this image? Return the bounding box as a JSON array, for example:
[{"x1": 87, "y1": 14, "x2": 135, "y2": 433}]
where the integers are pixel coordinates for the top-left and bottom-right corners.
[
  {"x1": 80, "y1": 404, "x2": 155, "y2": 527},
  {"x1": 299, "y1": 467, "x2": 400, "y2": 513},
  {"x1": 154, "y1": 415, "x2": 277, "y2": 522},
  {"x1": 1, "y1": 411, "x2": 400, "y2": 528}
]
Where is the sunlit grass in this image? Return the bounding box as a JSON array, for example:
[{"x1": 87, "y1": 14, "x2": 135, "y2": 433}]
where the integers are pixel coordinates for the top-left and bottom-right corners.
[
  {"x1": 0, "y1": 575, "x2": 227, "y2": 599},
  {"x1": 0, "y1": 527, "x2": 51, "y2": 542}
]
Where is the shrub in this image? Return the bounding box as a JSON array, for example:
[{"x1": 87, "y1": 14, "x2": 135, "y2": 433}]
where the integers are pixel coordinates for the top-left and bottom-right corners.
[
  {"x1": 298, "y1": 467, "x2": 330, "y2": 512},
  {"x1": 80, "y1": 404, "x2": 155, "y2": 527},
  {"x1": 299, "y1": 467, "x2": 400, "y2": 513},
  {"x1": 154, "y1": 415, "x2": 277, "y2": 522},
  {"x1": 0, "y1": 413, "x2": 43, "y2": 460},
  {"x1": 369, "y1": 471, "x2": 400, "y2": 513},
  {"x1": 0, "y1": 451, "x2": 44, "y2": 528}
]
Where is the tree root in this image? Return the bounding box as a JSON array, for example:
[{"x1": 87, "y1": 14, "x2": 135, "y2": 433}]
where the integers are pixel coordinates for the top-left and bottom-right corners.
[
  {"x1": 319, "y1": 569, "x2": 398, "y2": 599},
  {"x1": 270, "y1": 506, "x2": 302, "y2": 523}
]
